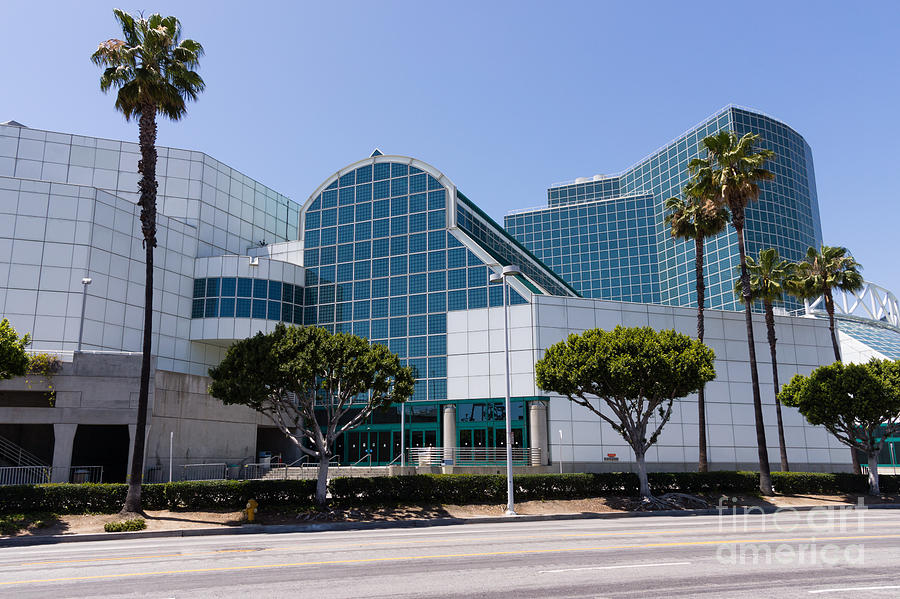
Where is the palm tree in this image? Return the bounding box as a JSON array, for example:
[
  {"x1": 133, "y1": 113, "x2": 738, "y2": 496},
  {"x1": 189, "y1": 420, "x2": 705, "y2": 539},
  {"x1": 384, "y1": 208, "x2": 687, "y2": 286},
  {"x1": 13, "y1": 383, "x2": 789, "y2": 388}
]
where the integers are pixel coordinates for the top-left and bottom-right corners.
[
  {"x1": 791, "y1": 245, "x2": 864, "y2": 361},
  {"x1": 734, "y1": 248, "x2": 796, "y2": 472},
  {"x1": 92, "y1": 10, "x2": 204, "y2": 514},
  {"x1": 665, "y1": 176, "x2": 728, "y2": 473},
  {"x1": 700, "y1": 130, "x2": 775, "y2": 495}
]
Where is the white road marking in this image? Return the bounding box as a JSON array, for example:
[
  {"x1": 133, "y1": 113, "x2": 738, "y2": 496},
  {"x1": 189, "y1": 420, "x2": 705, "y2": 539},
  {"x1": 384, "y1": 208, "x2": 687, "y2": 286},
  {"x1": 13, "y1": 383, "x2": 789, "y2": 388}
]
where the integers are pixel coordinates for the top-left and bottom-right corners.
[
  {"x1": 540, "y1": 561, "x2": 691, "y2": 574},
  {"x1": 809, "y1": 585, "x2": 900, "y2": 594}
]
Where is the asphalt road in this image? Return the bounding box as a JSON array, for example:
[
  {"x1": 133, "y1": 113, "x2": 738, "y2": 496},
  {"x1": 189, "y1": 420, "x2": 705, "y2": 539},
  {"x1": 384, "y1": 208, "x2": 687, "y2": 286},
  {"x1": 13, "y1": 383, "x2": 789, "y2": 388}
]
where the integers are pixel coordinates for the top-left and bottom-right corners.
[{"x1": 2, "y1": 508, "x2": 900, "y2": 598}]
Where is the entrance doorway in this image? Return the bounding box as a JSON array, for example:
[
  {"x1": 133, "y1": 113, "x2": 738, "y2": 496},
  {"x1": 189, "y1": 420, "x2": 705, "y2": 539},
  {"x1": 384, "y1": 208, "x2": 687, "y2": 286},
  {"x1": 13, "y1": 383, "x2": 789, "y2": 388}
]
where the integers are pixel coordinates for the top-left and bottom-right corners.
[{"x1": 71, "y1": 425, "x2": 130, "y2": 483}]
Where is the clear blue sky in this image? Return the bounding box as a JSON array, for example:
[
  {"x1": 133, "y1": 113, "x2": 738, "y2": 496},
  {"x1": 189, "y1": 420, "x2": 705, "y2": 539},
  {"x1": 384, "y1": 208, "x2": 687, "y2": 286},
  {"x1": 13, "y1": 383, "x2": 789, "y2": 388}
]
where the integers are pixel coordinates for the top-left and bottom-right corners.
[{"x1": 4, "y1": 1, "x2": 899, "y2": 294}]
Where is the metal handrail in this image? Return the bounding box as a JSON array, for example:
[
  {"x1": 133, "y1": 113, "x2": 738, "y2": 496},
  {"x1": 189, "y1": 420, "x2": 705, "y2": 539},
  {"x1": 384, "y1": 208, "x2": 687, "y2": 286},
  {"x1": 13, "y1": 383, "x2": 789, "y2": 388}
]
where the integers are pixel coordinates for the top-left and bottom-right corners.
[
  {"x1": 300, "y1": 455, "x2": 339, "y2": 467},
  {"x1": 0, "y1": 434, "x2": 49, "y2": 468},
  {"x1": 409, "y1": 447, "x2": 541, "y2": 467},
  {"x1": 388, "y1": 453, "x2": 402, "y2": 466},
  {"x1": 350, "y1": 453, "x2": 372, "y2": 466}
]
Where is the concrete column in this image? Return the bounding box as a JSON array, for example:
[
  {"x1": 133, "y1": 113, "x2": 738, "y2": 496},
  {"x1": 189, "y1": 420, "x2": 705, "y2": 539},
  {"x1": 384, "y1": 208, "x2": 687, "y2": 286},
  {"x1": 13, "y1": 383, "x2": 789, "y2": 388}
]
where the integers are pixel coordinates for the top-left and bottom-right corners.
[
  {"x1": 442, "y1": 404, "x2": 457, "y2": 466},
  {"x1": 528, "y1": 401, "x2": 549, "y2": 466},
  {"x1": 51, "y1": 423, "x2": 78, "y2": 483}
]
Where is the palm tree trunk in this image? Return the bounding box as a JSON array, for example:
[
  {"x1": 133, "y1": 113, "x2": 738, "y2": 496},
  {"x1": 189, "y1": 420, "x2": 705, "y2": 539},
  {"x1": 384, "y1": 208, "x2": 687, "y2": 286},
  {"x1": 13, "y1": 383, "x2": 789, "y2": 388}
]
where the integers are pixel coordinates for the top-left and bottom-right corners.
[
  {"x1": 735, "y1": 223, "x2": 773, "y2": 495},
  {"x1": 695, "y1": 236, "x2": 708, "y2": 473},
  {"x1": 124, "y1": 103, "x2": 158, "y2": 514},
  {"x1": 765, "y1": 301, "x2": 789, "y2": 472}
]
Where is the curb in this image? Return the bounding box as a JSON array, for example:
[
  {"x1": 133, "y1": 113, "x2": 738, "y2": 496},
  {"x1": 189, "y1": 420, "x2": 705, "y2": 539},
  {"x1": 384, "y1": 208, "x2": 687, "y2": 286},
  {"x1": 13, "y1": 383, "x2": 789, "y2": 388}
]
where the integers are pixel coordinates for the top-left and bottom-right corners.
[{"x1": 3, "y1": 502, "x2": 899, "y2": 548}]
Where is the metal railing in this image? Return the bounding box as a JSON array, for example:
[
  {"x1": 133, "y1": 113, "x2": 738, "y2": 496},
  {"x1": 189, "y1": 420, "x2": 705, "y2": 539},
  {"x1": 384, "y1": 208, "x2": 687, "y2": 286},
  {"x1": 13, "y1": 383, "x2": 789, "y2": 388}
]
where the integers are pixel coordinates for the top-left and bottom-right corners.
[
  {"x1": 0, "y1": 434, "x2": 49, "y2": 468},
  {"x1": 182, "y1": 463, "x2": 227, "y2": 481},
  {"x1": 68, "y1": 466, "x2": 103, "y2": 484},
  {"x1": 0, "y1": 465, "x2": 52, "y2": 485},
  {"x1": 408, "y1": 447, "x2": 541, "y2": 467}
]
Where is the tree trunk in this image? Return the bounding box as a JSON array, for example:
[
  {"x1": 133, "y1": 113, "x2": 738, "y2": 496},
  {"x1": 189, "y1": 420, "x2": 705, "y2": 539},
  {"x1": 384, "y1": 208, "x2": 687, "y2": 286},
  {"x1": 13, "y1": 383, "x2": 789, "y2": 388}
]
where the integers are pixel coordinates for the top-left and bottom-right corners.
[
  {"x1": 316, "y1": 453, "x2": 330, "y2": 506},
  {"x1": 124, "y1": 103, "x2": 159, "y2": 515},
  {"x1": 735, "y1": 224, "x2": 773, "y2": 496},
  {"x1": 867, "y1": 452, "x2": 880, "y2": 496},
  {"x1": 851, "y1": 448, "x2": 861, "y2": 475},
  {"x1": 635, "y1": 450, "x2": 650, "y2": 498},
  {"x1": 695, "y1": 236, "x2": 708, "y2": 473},
  {"x1": 765, "y1": 301, "x2": 789, "y2": 472}
]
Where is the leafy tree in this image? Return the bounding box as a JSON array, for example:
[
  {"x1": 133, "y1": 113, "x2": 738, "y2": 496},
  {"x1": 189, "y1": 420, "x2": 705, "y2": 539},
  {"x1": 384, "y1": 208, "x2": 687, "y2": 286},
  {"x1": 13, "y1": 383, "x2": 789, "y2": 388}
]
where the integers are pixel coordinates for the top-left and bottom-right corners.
[
  {"x1": 209, "y1": 325, "x2": 415, "y2": 506},
  {"x1": 665, "y1": 173, "x2": 729, "y2": 473},
  {"x1": 535, "y1": 326, "x2": 715, "y2": 500},
  {"x1": 0, "y1": 319, "x2": 30, "y2": 381},
  {"x1": 92, "y1": 10, "x2": 204, "y2": 514},
  {"x1": 700, "y1": 130, "x2": 776, "y2": 495},
  {"x1": 790, "y1": 245, "x2": 864, "y2": 361},
  {"x1": 734, "y1": 248, "x2": 796, "y2": 471},
  {"x1": 779, "y1": 359, "x2": 900, "y2": 495}
]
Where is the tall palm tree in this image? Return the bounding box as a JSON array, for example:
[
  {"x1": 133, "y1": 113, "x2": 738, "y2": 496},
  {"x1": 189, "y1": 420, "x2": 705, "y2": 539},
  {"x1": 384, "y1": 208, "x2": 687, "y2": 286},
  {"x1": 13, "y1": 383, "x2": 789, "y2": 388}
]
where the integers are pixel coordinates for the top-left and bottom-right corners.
[
  {"x1": 665, "y1": 176, "x2": 729, "y2": 473},
  {"x1": 92, "y1": 10, "x2": 204, "y2": 514},
  {"x1": 700, "y1": 130, "x2": 776, "y2": 495},
  {"x1": 734, "y1": 248, "x2": 796, "y2": 472},
  {"x1": 791, "y1": 245, "x2": 864, "y2": 361}
]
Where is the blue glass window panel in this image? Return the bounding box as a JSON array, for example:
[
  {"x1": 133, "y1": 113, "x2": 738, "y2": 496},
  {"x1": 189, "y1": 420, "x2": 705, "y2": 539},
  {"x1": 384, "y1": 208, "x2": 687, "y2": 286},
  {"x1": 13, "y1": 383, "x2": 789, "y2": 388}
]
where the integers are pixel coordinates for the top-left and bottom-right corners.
[
  {"x1": 391, "y1": 163, "x2": 408, "y2": 177},
  {"x1": 267, "y1": 301, "x2": 281, "y2": 320},
  {"x1": 321, "y1": 227, "x2": 337, "y2": 246},
  {"x1": 338, "y1": 243, "x2": 353, "y2": 263},
  {"x1": 374, "y1": 162, "x2": 390, "y2": 181},
  {"x1": 429, "y1": 379, "x2": 447, "y2": 401},
  {"x1": 409, "y1": 173, "x2": 426, "y2": 193},
  {"x1": 338, "y1": 225, "x2": 354, "y2": 244},
  {"x1": 319, "y1": 284, "x2": 335, "y2": 303},
  {"x1": 389, "y1": 338, "x2": 406, "y2": 358},
  {"x1": 409, "y1": 233, "x2": 427, "y2": 252},
  {"x1": 376, "y1": 222, "x2": 394, "y2": 244},
  {"x1": 354, "y1": 241, "x2": 371, "y2": 260},
  {"x1": 294, "y1": 305, "x2": 303, "y2": 323},
  {"x1": 410, "y1": 193, "x2": 427, "y2": 213},
  {"x1": 427, "y1": 175, "x2": 442, "y2": 191},
  {"x1": 468, "y1": 287, "x2": 487, "y2": 309},
  {"x1": 373, "y1": 199, "x2": 389, "y2": 219},
  {"x1": 409, "y1": 315, "x2": 427, "y2": 336},
  {"x1": 390, "y1": 255, "x2": 407, "y2": 275},
  {"x1": 390, "y1": 216, "x2": 408, "y2": 236},
  {"x1": 372, "y1": 258, "x2": 389, "y2": 278},
  {"x1": 510, "y1": 289, "x2": 528, "y2": 305},
  {"x1": 318, "y1": 304, "x2": 334, "y2": 322},
  {"x1": 428, "y1": 335, "x2": 447, "y2": 355},
  {"x1": 408, "y1": 337, "x2": 427, "y2": 357},
  {"x1": 412, "y1": 380, "x2": 426, "y2": 401},
  {"x1": 268, "y1": 281, "x2": 282, "y2": 300},
  {"x1": 353, "y1": 321, "x2": 370, "y2": 338},
  {"x1": 427, "y1": 210, "x2": 445, "y2": 230},
  {"x1": 428, "y1": 357, "x2": 447, "y2": 378},
  {"x1": 191, "y1": 299, "x2": 204, "y2": 318},
  {"x1": 294, "y1": 286, "x2": 304, "y2": 304},
  {"x1": 253, "y1": 279, "x2": 268, "y2": 299},
  {"x1": 322, "y1": 208, "x2": 338, "y2": 227},
  {"x1": 428, "y1": 313, "x2": 446, "y2": 334},
  {"x1": 193, "y1": 278, "x2": 206, "y2": 298},
  {"x1": 356, "y1": 165, "x2": 372, "y2": 183},
  {"x1": 281, "y1": 303, "x2": 293, "y2": 323},
  {"x1": 390, "y1": 317, "x2": 407, "y2": 338},
  {"x1": 390, "y1": 276, "x2": 407, "y2": 296},
  {"x1": 206, "y1": 278, "x2": 220, "y2": 297},
  {"x1": 446, "y1": 232, "x2": 462, "y2": 248},
  {"x1": 339, "y1": 187, "x2": 354, "y2": 206},
  {"x1": 371, "y1": 319, "x2": 389, "y2": 339},
  {"x1": 335, "y1": 322, "x2": 352, "y2": 334},
  {"x1": 448, "y1": 248, "x2": 466, "y2": 268},
  {"x1": 353, "y1": 301, "x2": 370, "y2": 320},
  {"x1": 282, "y1": 283, "x2": 294, "y2": 302},
  {"x1": 337, "y1": 283, "x2": 352, "y2": 302},
  {"x1": 303, "y1": 306, "x2": 316, "y2": 325},
  {"x1": 391, "y1": 177, "x2": 408, "y2": 198},
  {"x1": 338, "y1": 205, "x2": 354, "y2": 224},
  {"x1": 409, "y1": 358, "x2": 427, "y2": 377},
  {"x1": 409, "y1": 274, "x2": 427, "y2": 293},
  {"x1": 467, "y1": 251, "x2": 484, "y2": 266},
  {"x1": 390, "y1": 195, "x2": 408, "y2": 216},
  {"x1": 320, "y1": 246, "x2": 336, "y2": 265},
  {"x1": 353, "y1": 280, "x2": 370, "y2": 300},
  {"x1": 428, "y1": 250, "x2": 446, "y2": 271},
  {"x1": 310, "y1": 195, "x2": 322, "y2": 210},
  {"x1": 448, "y1": 269, "x2": 466, "y2": 290},
  {"x1": 372, "y1": 278, "x2": 389, "y2": 298},
  {"x1": 337, "y1": 262, "x2": 353, "y2": 282},
  {"x1": 428, "y1": 270, "x2": 446, "y2": 291},
  {"x1": 427, "y1": 189, "x2": 445, "y2": 209},
  {"x1": 374, "y1": 180, "x2": 389, "y2": 199},
  {"x1": 409, "y1": 253, "x2": 427, "y2": 273},
  {"x1": 409, "y1": 212, "x2": 426, "y2": 233},
  {"x1": 428, "y1": 230, "x2": 446, "y2": 249},
  {"x1": 236, "y1": 298, "x2": 251, "y2": 318},
  {"x1": 468, "y1": 266, "x2": 487, "y2": 287},
  {"x1": 372, "y1": 298, "x2": 389, "y2": 318},
  {"x1": 324, "y1": 190, "x2": 339, "y2": 207},
  {"x1": 339, "y1": 171, "x2": 355, "y2": 187},
  {"x1": 373, "y1": 238, "x2": 389, "y2": 258},
  {"x1": 252, "y1": 299, "x2": 267, "y2": 319},
  {"x1": 326, "y1": 180, "x2": 338, "y2": 190},
  {"x1": 335, "y1": 302, "x2": 351, "y2": 321},
  {"x1": 390, "y1": 296, "x2": 407, "y2": 316},
  {"x1": 409, "y1": 294, "x2": 427, "y2": 314},
  {"x1": 355, "y1": 221, "x2": 372, "y2": 240},
  {"x1": 354, "y1": 260, "x2": 371, "y2": 280},
  {"x1": 448, "y1": 290, "x2": 467, "y2": 310},
  {"x1": 218, "y1": 277, "x2": 235, "y2": 297},
  {"x1": 355, "y1": 202, "x2": 372, "y2": 221},
  {"x1": 428, "y1": 292, "x2": 446, "y2": 313},
  {"x1": 390, "y1": 236, "x2": 408, "y2": 255},
  {"x1": 304, "y1": 229, "x2": 320, "y2": 247},
  {"x1": 318, "y1": 265, "x2": 335, "y2": 284},
  {"x1": 305, "y1": 211, "x2": 321, "y2": 229}
]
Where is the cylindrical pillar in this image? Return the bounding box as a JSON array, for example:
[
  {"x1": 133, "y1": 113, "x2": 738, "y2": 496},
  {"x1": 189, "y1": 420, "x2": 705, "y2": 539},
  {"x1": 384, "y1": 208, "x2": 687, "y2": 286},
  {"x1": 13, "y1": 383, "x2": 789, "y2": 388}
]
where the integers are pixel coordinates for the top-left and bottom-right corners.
[
  {"x1": 528, "y1": 401, "x2": 549, "y2": 466},
  {"x1": 51, "y1": 423, "x2": 78, "y2": 483},
  {"x1": 442, "y1": 404, "x2": 456, "y2": 466}
]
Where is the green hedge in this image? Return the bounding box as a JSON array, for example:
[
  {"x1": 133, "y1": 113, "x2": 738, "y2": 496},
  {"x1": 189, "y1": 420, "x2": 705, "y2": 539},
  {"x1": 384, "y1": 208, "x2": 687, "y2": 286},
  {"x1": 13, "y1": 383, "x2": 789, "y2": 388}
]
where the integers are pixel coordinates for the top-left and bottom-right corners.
[
  {"x1": 104, "y1": 518, "x2": 146, "y2": 532},
  {"x1": 771, "y1": 472, "x2": 899, "y2": 495}
]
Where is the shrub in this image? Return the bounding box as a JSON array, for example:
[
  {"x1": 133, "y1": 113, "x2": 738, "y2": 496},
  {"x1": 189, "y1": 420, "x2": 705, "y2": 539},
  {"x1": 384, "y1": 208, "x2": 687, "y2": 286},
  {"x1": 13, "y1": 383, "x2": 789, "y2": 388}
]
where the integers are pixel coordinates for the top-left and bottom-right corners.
[
  {"x1": 104, "y1": 518, "x2": 146, "y2": 532},
  {"x1": 772, "y1": 472, "x2": 899, "y2": 495}
]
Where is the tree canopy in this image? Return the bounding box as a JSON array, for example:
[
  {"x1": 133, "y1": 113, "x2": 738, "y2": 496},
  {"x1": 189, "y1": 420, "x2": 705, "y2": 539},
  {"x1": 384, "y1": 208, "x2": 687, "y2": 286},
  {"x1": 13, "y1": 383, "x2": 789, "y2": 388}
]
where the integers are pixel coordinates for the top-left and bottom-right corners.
[
  {"x1": 779, "y1": 359, "x2": 900, "y2": 494},
  {"x1": 536, "y1": 326, "x2": 716, "y2": 499},
  {"x1": 0, "y1": 318, "x2": 30, "y2": 381},
  {"x1": 209, "y1": 324, "x2": 415, "y2": 505}
]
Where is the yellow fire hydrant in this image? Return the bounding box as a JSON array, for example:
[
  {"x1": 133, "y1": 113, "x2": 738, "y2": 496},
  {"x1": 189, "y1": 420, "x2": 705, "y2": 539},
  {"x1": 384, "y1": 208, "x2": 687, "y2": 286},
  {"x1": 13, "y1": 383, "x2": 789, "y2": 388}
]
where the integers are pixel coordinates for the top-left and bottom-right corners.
[{"x1": 245, "y1": 499, "x2": 258, "y2": 523}]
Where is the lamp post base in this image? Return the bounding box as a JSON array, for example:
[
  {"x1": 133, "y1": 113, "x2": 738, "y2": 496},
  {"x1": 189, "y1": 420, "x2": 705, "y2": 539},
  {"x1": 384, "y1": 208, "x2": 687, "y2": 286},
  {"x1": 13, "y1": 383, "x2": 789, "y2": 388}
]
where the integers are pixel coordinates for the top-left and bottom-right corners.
[{"x1": 504, "y1": 508, "x2": 518, "y2": 516}]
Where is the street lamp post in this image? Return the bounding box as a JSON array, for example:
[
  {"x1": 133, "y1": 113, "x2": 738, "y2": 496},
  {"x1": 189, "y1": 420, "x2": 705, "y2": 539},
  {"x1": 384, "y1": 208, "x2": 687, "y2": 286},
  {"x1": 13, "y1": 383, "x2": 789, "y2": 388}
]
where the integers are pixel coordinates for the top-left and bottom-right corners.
[
  {"x1": 490, "y1": 264, "x2": 521, "y2": 516},
  {"x1": 77, "y1": 277, "x2": 92, "y2": 352}
]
